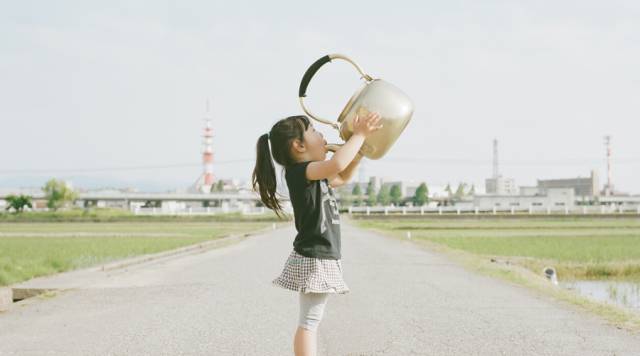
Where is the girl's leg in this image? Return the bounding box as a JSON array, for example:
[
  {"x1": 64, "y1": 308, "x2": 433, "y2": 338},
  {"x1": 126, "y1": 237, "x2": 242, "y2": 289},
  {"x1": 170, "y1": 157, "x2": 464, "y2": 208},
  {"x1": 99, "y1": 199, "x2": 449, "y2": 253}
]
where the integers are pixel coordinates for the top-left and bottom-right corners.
[{"x1": 294, "y1": 291, "x2": 330, "y2": 356}]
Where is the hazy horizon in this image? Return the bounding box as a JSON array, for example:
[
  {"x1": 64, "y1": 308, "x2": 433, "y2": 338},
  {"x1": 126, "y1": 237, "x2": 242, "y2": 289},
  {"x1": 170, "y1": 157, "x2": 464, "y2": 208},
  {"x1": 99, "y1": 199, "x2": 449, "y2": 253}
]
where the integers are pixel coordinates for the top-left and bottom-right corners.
[{"x1": 2, "y1": 1, "x2": 639, "y2": 194}]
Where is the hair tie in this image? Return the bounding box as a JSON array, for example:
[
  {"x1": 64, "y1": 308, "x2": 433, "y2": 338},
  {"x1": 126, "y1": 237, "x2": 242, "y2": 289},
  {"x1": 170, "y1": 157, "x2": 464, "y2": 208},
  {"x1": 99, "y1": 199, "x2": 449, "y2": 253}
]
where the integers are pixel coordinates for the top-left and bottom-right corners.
[{"x1": 266, "y1": 132, "x2": 272, "y2": 153}]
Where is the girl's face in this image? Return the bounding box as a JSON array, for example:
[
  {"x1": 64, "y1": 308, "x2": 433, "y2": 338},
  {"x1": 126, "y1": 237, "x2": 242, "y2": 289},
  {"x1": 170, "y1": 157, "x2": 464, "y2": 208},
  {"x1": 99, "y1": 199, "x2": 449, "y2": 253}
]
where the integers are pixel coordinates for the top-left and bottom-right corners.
[{"x1": 296, "y1": 124, "x2": 328, "y2": 162}]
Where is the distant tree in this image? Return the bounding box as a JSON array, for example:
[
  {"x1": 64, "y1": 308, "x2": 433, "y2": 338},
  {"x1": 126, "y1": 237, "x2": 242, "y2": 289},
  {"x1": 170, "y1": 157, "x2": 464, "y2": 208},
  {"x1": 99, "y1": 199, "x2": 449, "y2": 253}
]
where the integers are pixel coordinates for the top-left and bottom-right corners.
[
  {"x1": 340, "y1": 195, "x2": 353, "y2": 207},
  {"x1": 454, "y1": 182, "x2": 467, "y2": 199},
  {"x1": 377, "y1": 185, "x2": 391, "y2": 206},
  {"x1": 413, "y1": 182, "x2": 429, "y2": 206},
  {"x1": 215, "y1": 180, "x2": 225, "y2": 192},
  {"x1": 390, "y1": 184, "x2": 402, "y2": 206},
  {"x1": 4, "y1": 194, "x2": 32, "y2": 213},
  {"x1": 445, "y1": 183, "x2": 453, "y2": 198},
  {"x1": 352, "y1": 184, "x2": 363, "y2": 207},
  {"x1": 366, "y1": 182, "x2": 377, "y2": 206},
  {"x1": 468, "y1": 184, "x2": 476, "y2": 196},
  {"x1": 42, "y1": 179, "x2": 77, "y2": 211}
]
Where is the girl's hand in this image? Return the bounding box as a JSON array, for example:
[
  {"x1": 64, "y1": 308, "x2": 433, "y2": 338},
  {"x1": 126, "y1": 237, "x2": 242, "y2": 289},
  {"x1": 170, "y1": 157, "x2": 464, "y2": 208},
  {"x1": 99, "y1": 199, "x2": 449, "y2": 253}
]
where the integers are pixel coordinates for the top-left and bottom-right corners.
[{"x1": 352, "y1": 111, "x2": 383, "y2": 137}]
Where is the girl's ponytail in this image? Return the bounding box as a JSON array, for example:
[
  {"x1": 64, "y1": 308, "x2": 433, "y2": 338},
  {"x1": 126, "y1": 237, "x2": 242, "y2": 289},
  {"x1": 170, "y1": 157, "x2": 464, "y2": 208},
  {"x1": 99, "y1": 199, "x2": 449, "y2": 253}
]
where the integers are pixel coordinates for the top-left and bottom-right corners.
[{"x1": 252, "y1": 133, "x2": 285, "y2": 218}]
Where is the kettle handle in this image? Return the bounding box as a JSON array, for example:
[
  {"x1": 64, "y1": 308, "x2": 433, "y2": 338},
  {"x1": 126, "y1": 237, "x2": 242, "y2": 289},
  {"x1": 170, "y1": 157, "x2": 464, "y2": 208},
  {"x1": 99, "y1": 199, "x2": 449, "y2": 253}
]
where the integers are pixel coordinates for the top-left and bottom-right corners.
[{"x1": 298, "y1": 54, "x2": 373, "y2": 131}]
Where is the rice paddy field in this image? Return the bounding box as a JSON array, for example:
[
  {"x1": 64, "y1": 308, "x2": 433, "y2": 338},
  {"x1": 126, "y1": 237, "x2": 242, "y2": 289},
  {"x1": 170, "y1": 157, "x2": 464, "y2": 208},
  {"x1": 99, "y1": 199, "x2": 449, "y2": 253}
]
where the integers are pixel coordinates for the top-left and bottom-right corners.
[
  {"x1": 0, "y1": 218, "x2": 275, "y2": 287},
  {"x1": 353, "y1": 217, "x2": 640, "y2": 281}
]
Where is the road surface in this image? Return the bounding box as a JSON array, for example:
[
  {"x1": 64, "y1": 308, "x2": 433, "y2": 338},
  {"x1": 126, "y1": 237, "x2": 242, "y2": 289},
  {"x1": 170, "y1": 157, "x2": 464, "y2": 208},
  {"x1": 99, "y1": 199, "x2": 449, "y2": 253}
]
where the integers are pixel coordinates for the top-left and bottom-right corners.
[{"x1": 1, "y1": 220, "x2": 639, "y2": 355}]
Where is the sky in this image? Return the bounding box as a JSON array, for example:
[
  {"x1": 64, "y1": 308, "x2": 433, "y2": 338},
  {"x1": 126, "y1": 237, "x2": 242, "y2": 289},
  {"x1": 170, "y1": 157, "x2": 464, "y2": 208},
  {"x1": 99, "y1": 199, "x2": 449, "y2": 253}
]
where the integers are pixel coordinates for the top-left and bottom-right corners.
[{"x1": 1, "y1": 0, "x2": 639, "y2": 193}]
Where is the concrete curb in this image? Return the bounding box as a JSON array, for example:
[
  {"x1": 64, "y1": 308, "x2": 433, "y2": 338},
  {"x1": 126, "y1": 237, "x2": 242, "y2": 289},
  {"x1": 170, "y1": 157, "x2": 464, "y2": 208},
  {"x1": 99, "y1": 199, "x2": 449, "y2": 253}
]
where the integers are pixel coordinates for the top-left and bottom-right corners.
[
  {"x1": 87, "y1": 224, "x2": 280, "y2": 272},
  {"x1": 0, "y1": 287, "x2": 12, "y2": 312},
  {"x1": 97, "y1": 233, "x2": 247, "y2": 272}
]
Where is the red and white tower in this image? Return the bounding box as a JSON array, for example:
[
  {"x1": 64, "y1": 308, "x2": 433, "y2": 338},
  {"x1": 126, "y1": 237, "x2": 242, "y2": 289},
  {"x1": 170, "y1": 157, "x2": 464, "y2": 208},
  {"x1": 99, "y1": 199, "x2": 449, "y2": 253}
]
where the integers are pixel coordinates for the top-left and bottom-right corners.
[
  {"x1": 201, "y1": 120, "x2": 214, "y2": 192},
  {"x1": 201, "y1": 101, "x2": 215, "y2": 192},
  {"x1": 192, "y1": 100, "x2": 215, "y2": 193}
]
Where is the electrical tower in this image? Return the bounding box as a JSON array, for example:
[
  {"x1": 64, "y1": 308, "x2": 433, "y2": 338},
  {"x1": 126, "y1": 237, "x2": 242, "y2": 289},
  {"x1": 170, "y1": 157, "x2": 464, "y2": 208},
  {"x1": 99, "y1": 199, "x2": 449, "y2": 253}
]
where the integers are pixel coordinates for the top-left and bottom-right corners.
[
  {"x1": 191, "y1": 100, "x2": 215, "y2": 193},
  {"x1": 492, "y1": 138, "x2": 500, "y2": 178},
  {"x1": 603, "y1": 135, "x2": 613, "y2": 196}
]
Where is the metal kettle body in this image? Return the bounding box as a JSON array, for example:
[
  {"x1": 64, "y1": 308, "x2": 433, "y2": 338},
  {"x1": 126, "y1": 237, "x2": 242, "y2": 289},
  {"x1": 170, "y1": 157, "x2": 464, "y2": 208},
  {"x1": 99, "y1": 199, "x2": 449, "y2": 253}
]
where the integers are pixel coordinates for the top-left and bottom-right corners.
[{"x1": 298, "y1": 54, "x2": 414, "y2": 160}]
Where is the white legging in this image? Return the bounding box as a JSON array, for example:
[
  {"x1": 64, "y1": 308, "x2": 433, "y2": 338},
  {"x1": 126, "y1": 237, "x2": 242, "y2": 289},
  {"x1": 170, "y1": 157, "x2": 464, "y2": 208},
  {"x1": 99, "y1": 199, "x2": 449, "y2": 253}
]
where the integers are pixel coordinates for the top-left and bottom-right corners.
[{"x1": 298, "y1": 291, "x2": 330, "y2": 332}]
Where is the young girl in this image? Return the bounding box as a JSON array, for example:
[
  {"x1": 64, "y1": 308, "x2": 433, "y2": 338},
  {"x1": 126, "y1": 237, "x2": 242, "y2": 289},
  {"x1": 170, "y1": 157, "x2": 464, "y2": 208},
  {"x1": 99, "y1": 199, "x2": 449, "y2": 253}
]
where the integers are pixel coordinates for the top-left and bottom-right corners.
[{"x1": 252, "y1": 112, "x2": 382, "y2": 355}]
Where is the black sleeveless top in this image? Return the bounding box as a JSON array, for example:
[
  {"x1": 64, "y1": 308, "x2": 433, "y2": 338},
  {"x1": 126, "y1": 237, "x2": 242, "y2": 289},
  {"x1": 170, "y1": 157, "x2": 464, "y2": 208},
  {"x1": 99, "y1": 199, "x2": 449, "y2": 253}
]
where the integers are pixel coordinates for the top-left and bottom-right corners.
[{"x1": 285, "y1": 161, "x2": 341, "y2": 259}]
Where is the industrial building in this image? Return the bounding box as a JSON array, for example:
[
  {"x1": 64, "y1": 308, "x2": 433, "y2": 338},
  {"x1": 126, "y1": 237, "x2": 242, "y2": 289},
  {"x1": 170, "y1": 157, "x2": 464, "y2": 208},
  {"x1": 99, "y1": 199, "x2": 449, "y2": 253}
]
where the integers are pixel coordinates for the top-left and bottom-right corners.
[
  {"x1": 475, "y1": 138, "x2": 598, "y2": 209},
  {"x1": 534, "y1": 170, "x2": 600, "y2": 198}
]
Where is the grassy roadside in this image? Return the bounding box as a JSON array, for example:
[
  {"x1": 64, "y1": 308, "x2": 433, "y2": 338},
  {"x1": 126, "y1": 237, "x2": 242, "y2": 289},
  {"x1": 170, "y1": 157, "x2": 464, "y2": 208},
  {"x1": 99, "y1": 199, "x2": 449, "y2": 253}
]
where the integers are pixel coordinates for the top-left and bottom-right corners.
[
  {"x1": 0, "y1": 219, "x2": 277, "y2": 287},
  {"x1": 348, "y1": 216, "x2": 640, "y2": 332},
  {"x1": 0, "y1": 208, "x2": 291, "y2": 223},
  {"x1": 353, "y1": 218, "x2": 640, "y2": 280}
]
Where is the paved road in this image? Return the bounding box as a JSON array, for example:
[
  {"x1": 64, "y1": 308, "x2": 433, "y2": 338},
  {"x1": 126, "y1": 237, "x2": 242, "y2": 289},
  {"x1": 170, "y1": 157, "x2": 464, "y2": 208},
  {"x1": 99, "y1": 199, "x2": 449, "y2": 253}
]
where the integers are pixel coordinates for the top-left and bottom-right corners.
[{"x1": 1, "y1": 220, "x2": 639, "y2": 355}]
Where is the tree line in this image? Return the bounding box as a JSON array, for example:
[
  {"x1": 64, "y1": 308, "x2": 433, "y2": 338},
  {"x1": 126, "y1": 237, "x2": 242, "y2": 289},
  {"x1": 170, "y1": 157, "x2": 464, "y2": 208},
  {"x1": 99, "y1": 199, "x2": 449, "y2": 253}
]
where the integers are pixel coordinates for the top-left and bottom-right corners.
[
  {"x1": 339, "y1": 181, "x2": 476, "y2": 207},
  {"x1": 4, "y1": 178, "x2": 76, "y2": 213}
]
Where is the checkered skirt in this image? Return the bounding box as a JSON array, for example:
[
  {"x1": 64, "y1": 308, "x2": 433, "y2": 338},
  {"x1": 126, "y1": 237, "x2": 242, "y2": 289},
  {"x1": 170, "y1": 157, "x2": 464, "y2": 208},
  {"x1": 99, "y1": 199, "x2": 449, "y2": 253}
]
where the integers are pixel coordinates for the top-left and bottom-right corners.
[{"x1": 272, "y1": 249, "x2": 350, "y2": 294}]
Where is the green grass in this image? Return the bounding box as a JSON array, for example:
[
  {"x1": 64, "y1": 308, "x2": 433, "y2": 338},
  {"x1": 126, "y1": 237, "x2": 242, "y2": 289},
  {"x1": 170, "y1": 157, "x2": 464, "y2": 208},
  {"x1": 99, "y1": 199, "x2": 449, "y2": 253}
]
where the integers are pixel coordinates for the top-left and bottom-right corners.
[
  {"x1": 0, "y1": 221, "x2": 272, "y2": 287},
  {"x1": 0, "y1": 208, "x2": 290, "y2": 223},
  {"x1": 355, "y1": 218, "x2": 640, "y2": 280}
]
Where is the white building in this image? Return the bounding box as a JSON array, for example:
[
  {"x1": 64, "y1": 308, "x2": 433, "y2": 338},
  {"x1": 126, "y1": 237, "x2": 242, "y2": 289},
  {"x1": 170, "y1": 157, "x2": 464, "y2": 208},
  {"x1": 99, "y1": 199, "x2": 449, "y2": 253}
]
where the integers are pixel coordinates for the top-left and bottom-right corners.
[
  {"x1": 485, "y1": 176, "x2": 518, "y2": 195},
  {"x1": 473, "y1": 188, "x2": 575, "y2": 210}
]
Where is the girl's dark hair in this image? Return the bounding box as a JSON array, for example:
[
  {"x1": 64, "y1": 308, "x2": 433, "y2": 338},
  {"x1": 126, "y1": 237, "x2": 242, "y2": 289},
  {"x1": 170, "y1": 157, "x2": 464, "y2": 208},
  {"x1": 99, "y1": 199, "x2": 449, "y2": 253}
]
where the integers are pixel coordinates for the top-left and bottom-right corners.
[{"x1": 252, "y1": 115, "x2": 310, "y2": 218}]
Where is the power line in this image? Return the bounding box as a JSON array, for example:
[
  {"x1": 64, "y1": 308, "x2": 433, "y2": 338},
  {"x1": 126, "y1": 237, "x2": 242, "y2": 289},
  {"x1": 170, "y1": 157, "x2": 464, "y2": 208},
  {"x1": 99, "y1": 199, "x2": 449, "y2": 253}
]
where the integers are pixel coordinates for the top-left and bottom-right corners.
[
  {"x1": 382, "y1": 157, "x2": 640, "y2": 165},
  {"x1": 0, "y1": 159, "x2": 254, "y2": 174},
  {"x1": 1, "y1": 156, "x2": 638, "y2": 175}
]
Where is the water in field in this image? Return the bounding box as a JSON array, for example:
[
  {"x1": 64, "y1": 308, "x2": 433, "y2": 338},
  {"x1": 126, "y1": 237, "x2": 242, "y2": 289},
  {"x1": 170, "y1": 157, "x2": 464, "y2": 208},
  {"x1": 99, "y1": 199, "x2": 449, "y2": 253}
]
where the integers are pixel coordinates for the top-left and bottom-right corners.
[{"x1": 561, "y1": 280, "x2": 640, "y2": 312}]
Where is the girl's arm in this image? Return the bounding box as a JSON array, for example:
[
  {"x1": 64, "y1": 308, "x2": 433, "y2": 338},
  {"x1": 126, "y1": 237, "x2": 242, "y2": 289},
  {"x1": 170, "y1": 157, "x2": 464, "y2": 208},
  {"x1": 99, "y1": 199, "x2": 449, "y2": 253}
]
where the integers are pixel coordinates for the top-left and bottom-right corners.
[
  {"x1": 328, "y1": 153, "x2": 363, "y2": 188},
  {"x1": 306, "y1": 112, "x2": 381, "y2": 182},
  {"x1": 306, "y1": 133, "x2": 365, "y2": 182},
  {"x1": 339, "y1": 153, "x2": 363, "y2": 182}
]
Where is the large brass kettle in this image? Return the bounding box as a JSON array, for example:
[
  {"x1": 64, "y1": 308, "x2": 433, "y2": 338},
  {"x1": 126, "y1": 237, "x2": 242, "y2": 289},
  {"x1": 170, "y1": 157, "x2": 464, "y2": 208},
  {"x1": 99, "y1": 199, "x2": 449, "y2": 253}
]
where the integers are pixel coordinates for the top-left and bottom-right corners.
[{"x1": 298, "y1": 54, "x2": 414, "y2": 159}]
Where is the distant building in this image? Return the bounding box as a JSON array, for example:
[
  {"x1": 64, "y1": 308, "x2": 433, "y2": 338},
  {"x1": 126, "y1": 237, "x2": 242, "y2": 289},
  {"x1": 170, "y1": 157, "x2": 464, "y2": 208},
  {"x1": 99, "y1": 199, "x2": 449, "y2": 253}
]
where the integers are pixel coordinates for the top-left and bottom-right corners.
[
  {"x1": 473, "y1": 170, "x2": 601, "y2": 209},
  {"x1": 485, "y1": 177, "x2": 518, "y2": 195},
  {"x1": 519, "y1": 186, "x2": 539, "y2": 196},
  {"x1": 473, "y1": 188, "x2": 575, "y2": 210},
  {"x1": 537, "y1": 170, "x2": 599, "y2": 198}
]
